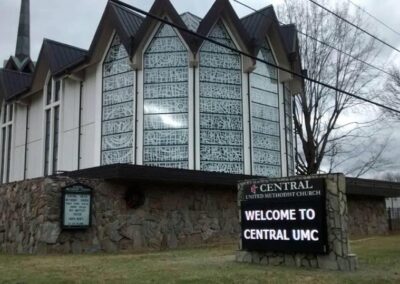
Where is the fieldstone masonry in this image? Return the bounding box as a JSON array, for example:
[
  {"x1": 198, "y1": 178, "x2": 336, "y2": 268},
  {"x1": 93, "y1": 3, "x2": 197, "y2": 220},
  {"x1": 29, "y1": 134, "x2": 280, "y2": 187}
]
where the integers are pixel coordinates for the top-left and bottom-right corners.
[
  {"x1": 236, "y1": 174, "x2": 358, "y2": 271},
  {"x1": 0, "y1": 176, "x2": 239, "y2": 254},
  {"x1": 347, "y1": 195, "x2": 389, "y2": 237}
]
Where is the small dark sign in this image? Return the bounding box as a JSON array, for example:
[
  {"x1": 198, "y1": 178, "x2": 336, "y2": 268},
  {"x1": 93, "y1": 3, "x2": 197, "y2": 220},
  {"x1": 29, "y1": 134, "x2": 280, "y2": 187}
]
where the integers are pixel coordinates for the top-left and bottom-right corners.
[
  {"x1": 61, "y1": 183, "x2": 92, "y2": 229},
  {"x1": 240, "y1": 178, "x2": 328, "y2": 254}
]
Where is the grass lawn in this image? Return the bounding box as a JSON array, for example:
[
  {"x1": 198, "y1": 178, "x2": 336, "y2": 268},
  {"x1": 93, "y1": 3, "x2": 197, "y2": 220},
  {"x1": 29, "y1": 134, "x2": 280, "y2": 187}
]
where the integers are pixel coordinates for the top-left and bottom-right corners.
[{"x1": 0, "y1": 234, "x2": 399, "y2": 284}]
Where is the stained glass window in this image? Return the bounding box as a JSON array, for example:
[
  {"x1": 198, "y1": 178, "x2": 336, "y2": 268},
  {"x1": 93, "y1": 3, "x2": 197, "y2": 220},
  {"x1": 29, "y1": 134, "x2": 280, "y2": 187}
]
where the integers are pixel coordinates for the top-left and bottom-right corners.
[
  {"x1": 285, "y1": 85, "x2": 295, "y2": 176},
  {"x1": 199, "y1": 21, "x2": 244, "y2": 174},
  {"x1": 101, "y1": 34, "x2": 135, "y2": 165},
  {"x1": 250, "y1": 41, "x2": 281, "y2": 177},
  {"x1": 143, "y1": 24, "x2": 189, "y2": 169}
]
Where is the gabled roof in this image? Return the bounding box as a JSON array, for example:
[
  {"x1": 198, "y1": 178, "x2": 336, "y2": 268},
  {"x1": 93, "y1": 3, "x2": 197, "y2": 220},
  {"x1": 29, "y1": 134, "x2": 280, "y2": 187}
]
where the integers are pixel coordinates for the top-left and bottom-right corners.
[
  {"x1": 131, "y1": 0, "x2": 196, "y2": 55},
  {"x1": 4, "y1": 55, "x2": 34, "y2": 73},
  {"x1": 0, "y1": 69, "x2": 32, "y2": 101},
  {"x1": 240, "y1": 5, "x2": 291, "y2": 57},
  {"x1": 41, "y1": 39, "x2": 87, "y2": 76},
  {"x1": 180, "y1": 12, "x2": 202, "y2": 32},
  {"x1": 279, "y1": 24, "x2": 297, "y2": 54},
  {"x1": 11, "y1": 39, "x2": 88, "y2": 100},
  {"x1": 3, "y1": 0, "x2": 303, "y2": 101},
  {"x1": 196, "y1": 0, "x2": 252, "y2": 52},
  {"x1": 87, "y1": 1, "x2": 144, "y2": 61}
]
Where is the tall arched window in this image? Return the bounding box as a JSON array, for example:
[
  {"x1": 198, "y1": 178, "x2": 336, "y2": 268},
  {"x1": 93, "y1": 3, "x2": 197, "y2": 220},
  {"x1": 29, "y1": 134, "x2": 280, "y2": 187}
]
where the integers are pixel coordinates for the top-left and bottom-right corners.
[
  {"x1": 250, "y1": 40, "x2": 281, "y2": 177},
  {"x1": 199, "y1": 21, "x2": 243, "y2": 174},
  {"x1": 101, "y1": 35, "x2": 135, "y2": 165},
  {"x1": 142, "y1": 24, "x2": 189, "y2": 169}
]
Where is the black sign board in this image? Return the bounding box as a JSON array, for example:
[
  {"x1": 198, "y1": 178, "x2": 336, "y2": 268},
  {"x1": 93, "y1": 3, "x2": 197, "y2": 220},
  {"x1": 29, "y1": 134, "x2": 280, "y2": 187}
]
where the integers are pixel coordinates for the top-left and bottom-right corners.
[
  {"x1": 61, "y1": 183, "x2": 92, "y2": 229},
  {"x1": 240, "y1": 178, "x2": 328, "y2": 254}
]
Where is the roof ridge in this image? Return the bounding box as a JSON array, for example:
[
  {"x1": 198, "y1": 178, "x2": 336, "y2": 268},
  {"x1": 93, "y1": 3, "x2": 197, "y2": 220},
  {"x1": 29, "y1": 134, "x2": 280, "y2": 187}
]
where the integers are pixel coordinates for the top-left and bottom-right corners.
[
  {"x1": 280, "y1": 23, "x2": 296, "y2": 28},
  {"x1": 240, "y1": 5, "x2": 273, "y2": 20},
  {"x1": 43, "y1": 38, "x2": 88, "y2": 53},
  {"x1": 1, "y1": 68, "x2": 32, "y2": 77},
  {"x1": 180, "y1": 11, "x2": 202, "y2": 20},
  {"x1": 110, "y1": 1, "x2": 145, "y2": 19}
]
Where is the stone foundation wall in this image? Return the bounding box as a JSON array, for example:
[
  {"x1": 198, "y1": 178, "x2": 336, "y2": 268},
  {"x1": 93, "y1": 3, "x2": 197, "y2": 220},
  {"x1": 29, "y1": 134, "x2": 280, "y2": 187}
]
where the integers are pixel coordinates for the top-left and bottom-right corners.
[
  {"x1": 0, "y1": 177, "x2": 239, "y2": 254},
  {"x1": 0, "y1": 175, "x2": 391, "y2": 255},
  {"x1": 347, "y1": 196, "x2": 388, "y2": 237}
]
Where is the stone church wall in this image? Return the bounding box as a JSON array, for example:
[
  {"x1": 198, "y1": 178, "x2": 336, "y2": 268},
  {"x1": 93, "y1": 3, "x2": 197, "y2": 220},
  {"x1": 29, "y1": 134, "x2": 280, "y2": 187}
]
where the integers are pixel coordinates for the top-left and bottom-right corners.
[
  {"x1": 0, "y1": 176, "x2": 390, "y2": 254},
  {"x1": 347, "y1": 195, "x2": 389, "y2": 237},
  {"x1": 0, "y1": 177, "x2": 239, "y2": 254}
]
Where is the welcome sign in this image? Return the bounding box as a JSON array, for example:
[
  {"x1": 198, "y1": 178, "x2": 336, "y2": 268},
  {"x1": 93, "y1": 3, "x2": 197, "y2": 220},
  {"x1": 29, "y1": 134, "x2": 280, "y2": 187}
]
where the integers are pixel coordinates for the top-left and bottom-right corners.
[{"x1": 240, "y1": 178, "x2": 328, "y2": 254}]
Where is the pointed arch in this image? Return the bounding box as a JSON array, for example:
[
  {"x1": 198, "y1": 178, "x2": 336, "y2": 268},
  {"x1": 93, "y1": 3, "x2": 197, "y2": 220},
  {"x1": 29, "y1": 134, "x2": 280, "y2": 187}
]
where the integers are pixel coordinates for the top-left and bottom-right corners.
[
  {"x1": 198, "y1": 20, "x2": 244, "y2": 174},
  {"x1": 142, "y1": 23, "x2": 190, "y2": 169}
]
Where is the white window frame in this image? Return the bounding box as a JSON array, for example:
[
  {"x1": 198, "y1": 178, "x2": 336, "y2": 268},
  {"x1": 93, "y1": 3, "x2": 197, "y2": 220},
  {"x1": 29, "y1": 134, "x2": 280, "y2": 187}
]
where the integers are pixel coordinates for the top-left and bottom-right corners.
[
  {"x1": 42, "y1": 74, "x2": 62, "y2": 176},
  {"x1": 0, "y1": 103, "x2": 14, "y2": 183}
]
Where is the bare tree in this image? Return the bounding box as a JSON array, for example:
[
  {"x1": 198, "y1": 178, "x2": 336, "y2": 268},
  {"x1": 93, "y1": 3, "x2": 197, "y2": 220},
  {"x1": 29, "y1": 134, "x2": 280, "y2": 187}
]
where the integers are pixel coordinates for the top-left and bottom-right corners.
[
  {"x1": 278, "y1": 0, "x2": 384, "y2": 175},
  {"x1": 383, "y1": 68, "x2": 400, "y2": 119},
  {"x1": 380, "y1": 172, "x2": 400, "y2": 182}
]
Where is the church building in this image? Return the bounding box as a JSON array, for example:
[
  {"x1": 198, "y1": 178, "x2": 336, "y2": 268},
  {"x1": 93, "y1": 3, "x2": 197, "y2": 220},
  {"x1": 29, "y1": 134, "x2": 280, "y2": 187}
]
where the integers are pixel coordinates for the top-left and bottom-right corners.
[
  {"x1": 1, "y1": 0, "x2": 399, "y2": 256},
  {"x1": 0, "y1": 0, "x2": 302, "y2": 184}
]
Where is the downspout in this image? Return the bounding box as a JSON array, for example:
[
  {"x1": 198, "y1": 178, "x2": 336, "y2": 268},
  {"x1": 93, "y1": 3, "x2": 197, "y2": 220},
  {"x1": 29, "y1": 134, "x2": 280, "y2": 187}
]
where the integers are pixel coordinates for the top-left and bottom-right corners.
[
  {"x1": 77, "y1": 81, "x2": 83, "y2": 170},
  {"x1": 247, "y1": 72, "x2": 252, "y2": 176},
  {"x1": 283, "y1": 85, "x2": 289, "y2": 176},
  {"x1": 134, "y1": 69, "x2": 138, "y2": 165},
  {"x1": 23, "y1": 103, "x2": 29, "y2": 179},
  {"x1": 192, "y1": 63, "x2": 196, "y2": 169}
]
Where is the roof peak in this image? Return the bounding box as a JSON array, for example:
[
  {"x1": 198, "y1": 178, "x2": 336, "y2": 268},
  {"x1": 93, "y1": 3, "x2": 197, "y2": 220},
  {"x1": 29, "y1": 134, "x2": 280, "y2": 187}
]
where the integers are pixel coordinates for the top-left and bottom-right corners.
[
  {"x1": 240, "y1": 5, "x2": 274, "y2": 20},
  {"x1": 43, "y1": 38, "x2": 88, "y2": 53}
]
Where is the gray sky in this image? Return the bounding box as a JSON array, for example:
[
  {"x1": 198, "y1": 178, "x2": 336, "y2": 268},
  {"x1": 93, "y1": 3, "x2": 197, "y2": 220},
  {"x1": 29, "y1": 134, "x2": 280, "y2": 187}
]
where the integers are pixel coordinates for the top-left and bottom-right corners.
[
  {"x1": 1, "y1": 0, "x2": 400, "y2": 177},
  {"x1": 1, "y1": 0, "x2": 400, "y2": 62}
]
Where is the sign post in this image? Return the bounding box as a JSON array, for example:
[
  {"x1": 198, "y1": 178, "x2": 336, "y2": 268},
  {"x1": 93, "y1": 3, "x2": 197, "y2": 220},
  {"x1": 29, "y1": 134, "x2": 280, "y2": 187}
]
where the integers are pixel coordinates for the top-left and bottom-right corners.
[{"x1": 61, "y1": 183, "x2": 92, "y2": 230}]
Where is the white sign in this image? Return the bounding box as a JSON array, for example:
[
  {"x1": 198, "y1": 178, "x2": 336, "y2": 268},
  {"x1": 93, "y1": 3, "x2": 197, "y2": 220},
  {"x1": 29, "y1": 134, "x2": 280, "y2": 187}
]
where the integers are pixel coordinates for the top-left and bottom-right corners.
[{"x1": 63, "y1": 193, "x2": 91, "y2": 227}]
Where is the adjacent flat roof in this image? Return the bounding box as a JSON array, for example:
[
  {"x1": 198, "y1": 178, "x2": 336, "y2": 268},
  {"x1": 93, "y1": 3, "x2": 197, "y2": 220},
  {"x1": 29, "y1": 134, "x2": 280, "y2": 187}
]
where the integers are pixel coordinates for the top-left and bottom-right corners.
[
  {"x1": 346, "y1": 177, "x2": 400, "y2": 198},
  {"x1": 61, "y1": 164, "x2": 255, "y2": 187},
  {"x1": 61, "y1": 164, "x2": 400, "y2": 197}
]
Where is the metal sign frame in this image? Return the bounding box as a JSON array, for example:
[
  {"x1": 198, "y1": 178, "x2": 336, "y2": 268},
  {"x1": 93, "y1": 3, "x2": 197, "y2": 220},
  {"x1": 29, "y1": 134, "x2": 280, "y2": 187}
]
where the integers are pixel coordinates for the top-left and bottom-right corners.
[
  {"x1": 239, "y1": 178, "x2": 328, "y2": 254},
  {"x1": 61, "y1": 183, "x2": 93, "y2": 230}
]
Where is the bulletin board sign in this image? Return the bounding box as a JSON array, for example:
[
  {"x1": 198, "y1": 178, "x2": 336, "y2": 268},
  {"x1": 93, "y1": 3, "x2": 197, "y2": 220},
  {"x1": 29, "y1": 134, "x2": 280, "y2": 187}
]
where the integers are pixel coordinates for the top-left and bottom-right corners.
[{"x1": 61, "y1": 183, "x2": 92, "y2": 230}]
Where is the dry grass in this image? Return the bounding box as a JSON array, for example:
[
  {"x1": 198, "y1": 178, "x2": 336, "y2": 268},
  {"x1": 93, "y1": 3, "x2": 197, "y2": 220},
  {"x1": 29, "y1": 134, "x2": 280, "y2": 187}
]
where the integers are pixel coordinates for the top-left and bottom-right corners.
[{"x1": 0, "y1": 234, "x2": 399, "y2": 283}]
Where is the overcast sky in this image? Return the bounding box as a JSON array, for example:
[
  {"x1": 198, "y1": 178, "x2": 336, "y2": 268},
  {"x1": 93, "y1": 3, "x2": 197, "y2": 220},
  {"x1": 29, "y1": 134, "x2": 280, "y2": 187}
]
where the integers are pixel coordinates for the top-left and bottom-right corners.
[
  {"x1": 1, "y1": 0, "x2": 400, "y2": 62},
  {"x1": 1, "y1": 0, "x2": 400, "y2": 177}
]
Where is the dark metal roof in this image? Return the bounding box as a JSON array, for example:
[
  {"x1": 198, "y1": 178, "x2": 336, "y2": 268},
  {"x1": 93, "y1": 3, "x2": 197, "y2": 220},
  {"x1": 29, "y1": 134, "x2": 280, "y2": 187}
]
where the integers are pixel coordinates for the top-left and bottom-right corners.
[
  {"x1": 110, "y1": 2, "x2": 144, "y2": 38},
  {"x1": 61, "y1": 165, "x2": 400, "y2": 198},
  {"x1": 5, "y1": 0, "x2": 302, "y2": 100},
  {"x1": 42, "y1": 39, "x2": 87, "y2": 76},
  {"x1": 241, "y1": 5, "x2": 275, "y2": 43},
  {"x1": 240, "y1": 5, "x2": 291, "y2": 56},
  {"x1": 86, "y1": 1, "x2": 144, "y2": 61},
  {"x1": 131, "y1": 0, "x2": 196, "y2": 55},
  {"x1": 61, "y1": 164, "x2": 257, "y2": 187},
  {"x1": 196, "y1": 0, "x2": 252, "y2": 52},
  {"x1": 346, "y1": 177, "x2": 400, "y2": 198},
  {"x1": 279, "y1": 24, "x2": 297, "y2": 54},
  {"x1": 0, "y1": 68, "x2": 32, "y2": 101},
  {"x1": 180, "y1": 12, "x2": 202, "y2": 32}
]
